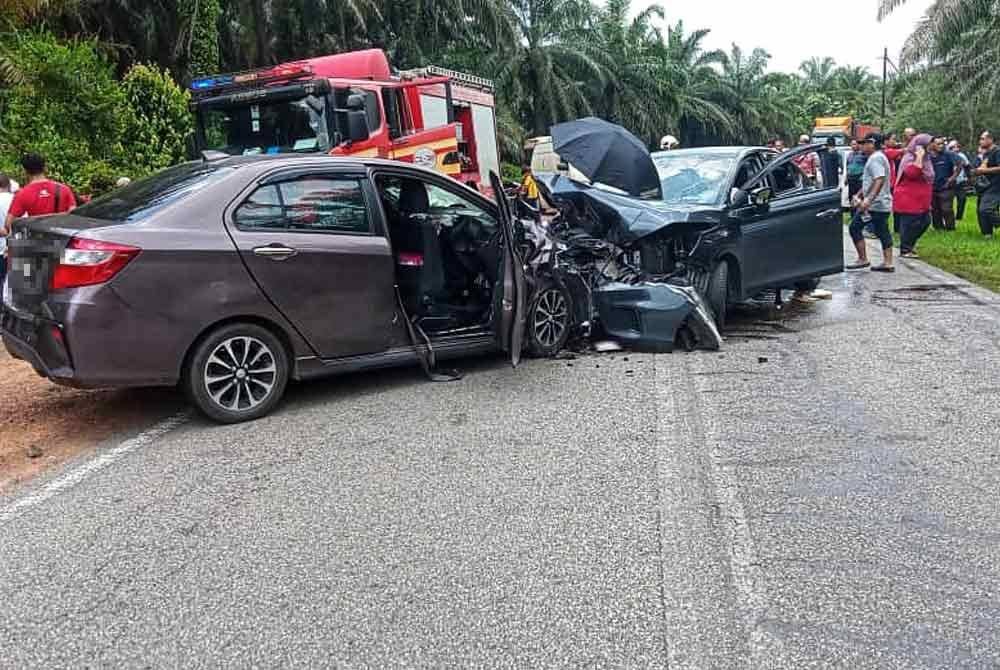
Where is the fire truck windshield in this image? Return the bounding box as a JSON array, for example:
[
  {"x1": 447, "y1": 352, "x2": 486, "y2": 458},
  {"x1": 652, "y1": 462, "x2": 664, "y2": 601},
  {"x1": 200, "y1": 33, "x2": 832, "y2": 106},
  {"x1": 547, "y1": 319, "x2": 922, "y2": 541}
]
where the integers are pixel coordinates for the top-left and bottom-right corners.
[{"x1": 198, "y1": 95, "x2": 330, "y2": 156}]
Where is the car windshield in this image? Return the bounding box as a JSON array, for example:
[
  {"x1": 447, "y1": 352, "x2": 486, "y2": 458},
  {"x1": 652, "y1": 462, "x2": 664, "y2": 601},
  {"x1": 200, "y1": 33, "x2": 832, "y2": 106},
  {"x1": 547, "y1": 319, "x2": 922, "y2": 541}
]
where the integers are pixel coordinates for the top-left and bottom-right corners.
[
  {"x1": 74, "y1": 164, "x2": 236, "y2": 222},
  {"x1": 652, "y1": 153, "x2": 734, "y2": 205},
  {"x1": 199, "y1": 95, "x2": 330, "y2": 156}
]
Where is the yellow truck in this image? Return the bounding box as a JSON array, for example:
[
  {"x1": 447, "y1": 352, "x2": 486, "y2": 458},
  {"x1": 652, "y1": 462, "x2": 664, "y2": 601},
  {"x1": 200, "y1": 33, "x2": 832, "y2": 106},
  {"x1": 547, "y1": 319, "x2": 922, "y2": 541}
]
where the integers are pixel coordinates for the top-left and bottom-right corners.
[{"x1": 811, "y1": 116, "x2": 880, "y2": 146}]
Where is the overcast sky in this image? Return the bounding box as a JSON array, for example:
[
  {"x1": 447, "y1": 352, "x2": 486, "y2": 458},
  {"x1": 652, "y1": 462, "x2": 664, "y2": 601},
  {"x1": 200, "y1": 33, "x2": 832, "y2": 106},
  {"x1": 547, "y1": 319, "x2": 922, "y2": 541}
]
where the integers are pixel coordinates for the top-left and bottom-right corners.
[{"x1": 653, "y1": 0, "x2": 932, "y2": 74}]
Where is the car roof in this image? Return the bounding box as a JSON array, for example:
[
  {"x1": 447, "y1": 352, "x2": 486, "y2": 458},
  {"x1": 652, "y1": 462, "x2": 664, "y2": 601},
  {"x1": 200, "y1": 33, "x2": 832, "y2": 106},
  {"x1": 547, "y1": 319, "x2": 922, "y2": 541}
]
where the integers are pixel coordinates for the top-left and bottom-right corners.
[
  {"x1": 650, "y1": 146, "x2": 759, "y2": 161},
  {"x1": 196, "y1": 153, "x2": 460, "y2": 182}
]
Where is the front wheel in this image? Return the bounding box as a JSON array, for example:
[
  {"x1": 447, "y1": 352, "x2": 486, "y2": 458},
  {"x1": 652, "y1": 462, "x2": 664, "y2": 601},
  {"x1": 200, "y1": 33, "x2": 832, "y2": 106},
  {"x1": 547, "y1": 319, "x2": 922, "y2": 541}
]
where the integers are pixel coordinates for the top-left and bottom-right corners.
[
  {"x1": 526, "y1": 280, "x2": 573, "y2": 357},
  {"x1": 184, "y1": 323, "x2": 290, "y2": 423},
  {"x1": 692, "y1": 262, "x2": 731, "y2": 329}
]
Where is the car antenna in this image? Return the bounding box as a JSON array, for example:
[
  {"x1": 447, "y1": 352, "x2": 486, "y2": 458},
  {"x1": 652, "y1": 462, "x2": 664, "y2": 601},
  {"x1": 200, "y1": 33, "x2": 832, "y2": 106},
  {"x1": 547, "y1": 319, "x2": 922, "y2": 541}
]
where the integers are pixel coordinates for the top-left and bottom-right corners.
[{"x1": 201, "y1": 150, "x2": 229, "y2": 162}]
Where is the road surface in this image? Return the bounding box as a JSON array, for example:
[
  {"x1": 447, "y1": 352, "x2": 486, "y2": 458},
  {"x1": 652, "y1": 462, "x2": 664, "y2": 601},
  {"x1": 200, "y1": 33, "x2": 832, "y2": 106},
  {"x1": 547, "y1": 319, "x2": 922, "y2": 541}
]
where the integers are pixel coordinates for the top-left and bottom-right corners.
[{"x1": 2, "y1": 242, "x2": 999, "y2": 668}]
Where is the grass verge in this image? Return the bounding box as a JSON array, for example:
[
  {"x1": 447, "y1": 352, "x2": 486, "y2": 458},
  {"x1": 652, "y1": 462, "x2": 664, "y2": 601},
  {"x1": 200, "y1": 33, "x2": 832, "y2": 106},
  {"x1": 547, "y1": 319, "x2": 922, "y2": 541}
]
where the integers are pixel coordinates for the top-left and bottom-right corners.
[{"x1": 905, "y1": 195, "x2": 1000, "y2": 292}]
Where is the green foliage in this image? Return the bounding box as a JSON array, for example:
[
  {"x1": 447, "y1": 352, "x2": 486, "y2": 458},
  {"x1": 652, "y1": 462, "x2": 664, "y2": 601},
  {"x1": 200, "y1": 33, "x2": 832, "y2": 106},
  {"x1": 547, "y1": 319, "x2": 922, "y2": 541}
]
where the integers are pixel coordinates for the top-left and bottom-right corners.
[
  {"x1": 0, "y1": 32, "x2": 127, "y2": 191},
  {"x1": 120, "y1": 64, "x2": 194, "y2": 174},
  {"x1": 182, "y1": 0, "x2": 222, "y2": 76},
  {"x1": 0, "y1": 33, "x2": 191, "y2": 196},
  {"x1": 889, "y1": 69, "x2": 1000, "y2": 147},
  {"x1": 500, "y1": 162, "x2": 522, "y2": 184}
]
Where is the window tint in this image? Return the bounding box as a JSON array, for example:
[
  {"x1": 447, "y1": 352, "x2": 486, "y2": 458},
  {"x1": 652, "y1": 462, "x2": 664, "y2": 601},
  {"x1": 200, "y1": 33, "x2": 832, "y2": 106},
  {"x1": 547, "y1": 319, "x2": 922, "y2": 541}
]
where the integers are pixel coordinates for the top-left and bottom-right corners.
[
  {"x1": 74, "y1": 164, "x2": 236, "y2": 222},
  {"x1": 234, "y1": 184, "x2": 283, "y2": 229},
  {"x1": 235, "y1": 177, "x2": 371, "y2": 234}
]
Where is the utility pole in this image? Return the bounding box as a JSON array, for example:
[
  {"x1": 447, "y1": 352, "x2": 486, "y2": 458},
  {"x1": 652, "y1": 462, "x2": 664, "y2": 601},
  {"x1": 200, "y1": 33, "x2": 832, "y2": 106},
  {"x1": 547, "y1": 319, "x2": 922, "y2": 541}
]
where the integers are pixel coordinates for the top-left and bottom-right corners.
[{"x1": 881, "y1": 47, "x2": 888, "y2": 124}]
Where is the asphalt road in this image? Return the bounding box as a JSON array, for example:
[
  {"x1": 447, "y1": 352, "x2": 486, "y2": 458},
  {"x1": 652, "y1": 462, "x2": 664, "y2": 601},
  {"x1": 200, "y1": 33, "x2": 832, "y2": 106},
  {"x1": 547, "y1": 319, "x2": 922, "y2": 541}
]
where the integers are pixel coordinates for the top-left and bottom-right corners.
[{"x1": 2, "y1": 240, "x2": 999, "y2": 668}]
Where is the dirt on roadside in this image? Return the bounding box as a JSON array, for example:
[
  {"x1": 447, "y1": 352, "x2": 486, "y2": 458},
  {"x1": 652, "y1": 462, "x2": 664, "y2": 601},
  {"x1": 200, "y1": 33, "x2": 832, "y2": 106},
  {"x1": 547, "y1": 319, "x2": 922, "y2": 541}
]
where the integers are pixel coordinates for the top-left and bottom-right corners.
[{"x1": 0, "y1": 348, "x2": 181, "y2": 492}]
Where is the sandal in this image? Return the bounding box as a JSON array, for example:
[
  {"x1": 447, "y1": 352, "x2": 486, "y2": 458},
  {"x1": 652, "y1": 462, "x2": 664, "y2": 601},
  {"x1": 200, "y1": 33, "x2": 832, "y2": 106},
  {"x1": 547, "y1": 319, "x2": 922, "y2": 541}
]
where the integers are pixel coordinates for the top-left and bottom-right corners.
[
  {"x1": 846, "y1": 260, "x2": 871, "y2": 270},
  {"x1": 871, "y1": 265, "x2": 896, "y2": 273}
]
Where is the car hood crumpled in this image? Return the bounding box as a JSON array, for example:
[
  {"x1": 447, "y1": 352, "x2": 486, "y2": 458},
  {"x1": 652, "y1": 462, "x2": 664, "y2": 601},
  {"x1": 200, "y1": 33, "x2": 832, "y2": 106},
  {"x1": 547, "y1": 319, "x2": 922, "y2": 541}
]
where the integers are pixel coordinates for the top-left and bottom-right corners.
[{"x1": 535, "y1": 173, "x2": 713, "y2": 246}]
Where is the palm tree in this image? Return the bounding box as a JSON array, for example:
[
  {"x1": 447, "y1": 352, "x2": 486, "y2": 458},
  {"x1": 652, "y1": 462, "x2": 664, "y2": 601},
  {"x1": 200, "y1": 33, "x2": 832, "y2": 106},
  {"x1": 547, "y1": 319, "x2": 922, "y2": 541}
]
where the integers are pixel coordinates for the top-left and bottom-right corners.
[
  {"x1": 488, "y1": 0, "x2": 608, "y2": 136},
  {"x1": 661, "y1": 20, "x2": 734, "y2": 145},
  {"x1": 799, "y1": 56, "x2": 837, "y2": 92},
  {"x1": 879, "y1": 0, "x2": 1000, "y2": 99},
  {"x1": 588, "y1": 0, "x2": 678, "y2": 145},
  {"x1": 717, "y1": 44, "x2": 776, "y2": 142}
]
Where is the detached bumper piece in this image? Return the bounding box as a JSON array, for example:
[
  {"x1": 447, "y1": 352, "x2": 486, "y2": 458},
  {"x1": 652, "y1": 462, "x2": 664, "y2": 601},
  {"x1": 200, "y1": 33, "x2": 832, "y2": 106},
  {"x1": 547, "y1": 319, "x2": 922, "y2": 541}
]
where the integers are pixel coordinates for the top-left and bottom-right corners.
[{"x1": 594, "y1": 282, "x2": 722, "y2": 352}]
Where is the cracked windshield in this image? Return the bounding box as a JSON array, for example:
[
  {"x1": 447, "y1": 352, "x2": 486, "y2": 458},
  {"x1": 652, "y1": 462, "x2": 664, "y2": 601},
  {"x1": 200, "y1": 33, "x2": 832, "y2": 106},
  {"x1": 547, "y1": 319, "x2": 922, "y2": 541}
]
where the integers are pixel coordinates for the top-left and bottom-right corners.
[{"x1": 2, "y1": 0, "x2": 999, "y2": 667}]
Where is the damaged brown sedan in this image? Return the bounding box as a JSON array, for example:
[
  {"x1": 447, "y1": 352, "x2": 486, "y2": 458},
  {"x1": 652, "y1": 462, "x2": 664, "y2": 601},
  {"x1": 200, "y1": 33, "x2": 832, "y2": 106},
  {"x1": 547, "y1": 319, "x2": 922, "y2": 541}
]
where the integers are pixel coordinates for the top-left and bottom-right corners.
[{"x1": 2, "y1": 155, "x2": 719, "y2": 424}]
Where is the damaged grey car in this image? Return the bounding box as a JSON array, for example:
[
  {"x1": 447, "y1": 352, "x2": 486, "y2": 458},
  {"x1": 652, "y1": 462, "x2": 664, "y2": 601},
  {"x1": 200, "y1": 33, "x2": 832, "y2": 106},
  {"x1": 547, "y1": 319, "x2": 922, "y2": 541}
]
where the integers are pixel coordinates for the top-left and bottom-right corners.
[{"x1": 535, "y1": 143, "x2": 844, "y2": 330}]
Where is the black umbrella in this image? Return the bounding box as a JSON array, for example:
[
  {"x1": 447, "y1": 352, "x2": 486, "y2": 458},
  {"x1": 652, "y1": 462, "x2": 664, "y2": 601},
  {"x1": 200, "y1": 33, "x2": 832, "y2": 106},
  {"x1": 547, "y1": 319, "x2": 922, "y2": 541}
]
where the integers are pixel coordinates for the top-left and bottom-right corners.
[{"x1": 551, "y1": 117, "x2": 661, "y2": 198}]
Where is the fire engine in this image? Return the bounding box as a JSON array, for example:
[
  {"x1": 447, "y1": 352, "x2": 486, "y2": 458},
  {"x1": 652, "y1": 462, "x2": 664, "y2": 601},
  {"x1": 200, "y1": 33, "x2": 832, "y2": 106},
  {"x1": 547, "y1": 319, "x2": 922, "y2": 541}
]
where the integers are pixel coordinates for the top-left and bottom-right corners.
[{"x1": 189, "y1": 49, "x2": 501, "y2": 191}]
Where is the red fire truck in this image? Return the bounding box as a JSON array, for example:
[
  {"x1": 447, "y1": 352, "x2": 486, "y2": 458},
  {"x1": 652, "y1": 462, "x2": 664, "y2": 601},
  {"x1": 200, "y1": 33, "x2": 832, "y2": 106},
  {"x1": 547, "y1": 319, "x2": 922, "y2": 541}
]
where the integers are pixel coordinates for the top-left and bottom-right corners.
[{"x1": 189, "y1": 49, "x2": 500, "y2": 191}]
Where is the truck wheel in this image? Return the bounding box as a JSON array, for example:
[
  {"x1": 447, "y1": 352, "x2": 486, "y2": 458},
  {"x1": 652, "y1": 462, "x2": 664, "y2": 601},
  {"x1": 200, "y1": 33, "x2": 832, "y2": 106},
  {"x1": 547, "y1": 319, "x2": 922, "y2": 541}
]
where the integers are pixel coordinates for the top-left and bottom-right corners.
[
  {"x1": 184, "y1": 323, "x2": 289, "y2": 424},
  {"x1": 526, "y1": 280, "x2": 573, "y2": 357}
]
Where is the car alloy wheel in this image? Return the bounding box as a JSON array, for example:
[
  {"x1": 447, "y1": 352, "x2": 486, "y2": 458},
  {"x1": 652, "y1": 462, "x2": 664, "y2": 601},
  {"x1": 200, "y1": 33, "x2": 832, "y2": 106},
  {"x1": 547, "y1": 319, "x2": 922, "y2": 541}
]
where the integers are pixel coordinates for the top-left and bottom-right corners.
[
  {"x1": 203, "y1": 336, "x2": 278, "y2": 412},
  {"x1": 185, "y1": 323, "x2": 289, "y2": 423},
  {"x1": 533, "y1": 288, "x2": 568, "y2": 348},
  {"x1": 527, "y1": 281, "x2": 573, "y2": 357}
]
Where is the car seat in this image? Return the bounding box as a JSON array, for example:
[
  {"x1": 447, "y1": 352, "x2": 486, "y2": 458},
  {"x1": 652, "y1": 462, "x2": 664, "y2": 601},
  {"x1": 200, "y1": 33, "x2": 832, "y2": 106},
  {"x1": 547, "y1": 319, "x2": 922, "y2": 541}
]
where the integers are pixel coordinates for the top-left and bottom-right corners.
[{"x1": 393, "y1": 180, "x2": 446, "y2": 315}]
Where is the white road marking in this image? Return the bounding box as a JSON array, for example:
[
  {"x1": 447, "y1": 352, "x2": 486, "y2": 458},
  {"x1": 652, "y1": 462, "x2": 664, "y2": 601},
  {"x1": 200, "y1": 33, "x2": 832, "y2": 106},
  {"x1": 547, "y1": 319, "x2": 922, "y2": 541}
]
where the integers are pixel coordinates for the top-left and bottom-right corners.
[{"x1": 0, "y1": 411, "x2": 191, "y2": 525}]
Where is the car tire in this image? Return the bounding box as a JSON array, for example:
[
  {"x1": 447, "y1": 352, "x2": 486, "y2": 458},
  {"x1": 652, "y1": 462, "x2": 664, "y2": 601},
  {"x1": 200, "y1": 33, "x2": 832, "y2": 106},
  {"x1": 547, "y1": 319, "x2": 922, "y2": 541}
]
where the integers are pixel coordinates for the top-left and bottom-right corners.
[
  {"x1": 701, "y1": 261, "x2": 730, "y2": 330},
  {"x1": 184, "y1": 323, "x2": 289, "y2": 424},
  {"x1": 526, "y1": 280, "x2": 573, "y2": 357}
]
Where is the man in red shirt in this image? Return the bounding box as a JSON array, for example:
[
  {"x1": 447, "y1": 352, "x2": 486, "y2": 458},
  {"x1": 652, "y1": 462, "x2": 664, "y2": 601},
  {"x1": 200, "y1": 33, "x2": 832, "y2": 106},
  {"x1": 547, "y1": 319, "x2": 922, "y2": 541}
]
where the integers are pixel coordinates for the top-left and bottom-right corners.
[
  {"x1": 3, "y1": 153, "x2": 76, "y2": 236},
  {"x1": 791, "y1": 135, "x2": 820, "y2": 183}
]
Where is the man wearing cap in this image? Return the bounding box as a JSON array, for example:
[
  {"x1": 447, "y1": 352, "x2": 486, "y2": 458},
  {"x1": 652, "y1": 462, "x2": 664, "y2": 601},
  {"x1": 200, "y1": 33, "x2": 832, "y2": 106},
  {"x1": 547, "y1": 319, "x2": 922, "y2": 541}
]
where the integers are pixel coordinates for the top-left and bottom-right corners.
[
  {"x1": 847, "y1": 132, "x2": 894, "y2": 272},
  {"x1": 660, "y1": 135, "x2": 679, "y2": 151}
]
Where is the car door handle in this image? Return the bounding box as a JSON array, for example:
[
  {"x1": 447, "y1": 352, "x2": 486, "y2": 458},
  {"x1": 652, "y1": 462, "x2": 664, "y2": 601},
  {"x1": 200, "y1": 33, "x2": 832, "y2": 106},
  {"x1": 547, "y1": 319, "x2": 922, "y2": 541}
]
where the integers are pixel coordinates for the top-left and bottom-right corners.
[
  {"x1": 252, "y1": 244, "x2": 298, "y2": 261},
  {"x1": 816, "y1": 208, "x2": 841, "y2": 218}
]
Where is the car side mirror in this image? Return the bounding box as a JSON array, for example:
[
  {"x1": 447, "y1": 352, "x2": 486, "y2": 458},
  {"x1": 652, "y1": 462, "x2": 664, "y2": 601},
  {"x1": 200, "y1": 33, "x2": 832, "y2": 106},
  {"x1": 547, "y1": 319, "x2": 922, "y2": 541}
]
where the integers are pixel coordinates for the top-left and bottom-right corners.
[
  {"x1": 730, "y1": 187, "x2": 749, "y2": 208},
  {"x1": 346, "y1": 93, "x2": 365, "y2": 111},
  {"x1": 557, "y1": 161, "x2": 569, "y2": 172},
  {"x1": 347, "y1": 110, "x2": 370, "y2": 143}
]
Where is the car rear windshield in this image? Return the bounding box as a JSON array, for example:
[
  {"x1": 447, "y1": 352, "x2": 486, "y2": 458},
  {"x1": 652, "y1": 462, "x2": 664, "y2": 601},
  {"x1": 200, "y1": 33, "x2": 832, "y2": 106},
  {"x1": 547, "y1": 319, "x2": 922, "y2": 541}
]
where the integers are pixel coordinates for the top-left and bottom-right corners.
[{"x1": 74, "y1": 164, "x2": 236, "y2": 222}]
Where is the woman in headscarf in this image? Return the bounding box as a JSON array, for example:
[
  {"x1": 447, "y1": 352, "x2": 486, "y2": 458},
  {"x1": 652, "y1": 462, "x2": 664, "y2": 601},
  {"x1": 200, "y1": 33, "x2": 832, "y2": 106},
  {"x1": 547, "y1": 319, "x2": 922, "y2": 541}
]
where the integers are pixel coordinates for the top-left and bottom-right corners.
[{"x1": 894, "y1": 133, "x2": 935, "y2": 258}]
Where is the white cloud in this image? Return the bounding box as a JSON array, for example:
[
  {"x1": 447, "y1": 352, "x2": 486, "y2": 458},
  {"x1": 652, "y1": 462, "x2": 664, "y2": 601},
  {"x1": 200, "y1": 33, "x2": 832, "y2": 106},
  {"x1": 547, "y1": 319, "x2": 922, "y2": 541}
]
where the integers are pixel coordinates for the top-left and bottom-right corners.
[{"x1": 651, "y1": 0, "x2": 932, "y2": 74}]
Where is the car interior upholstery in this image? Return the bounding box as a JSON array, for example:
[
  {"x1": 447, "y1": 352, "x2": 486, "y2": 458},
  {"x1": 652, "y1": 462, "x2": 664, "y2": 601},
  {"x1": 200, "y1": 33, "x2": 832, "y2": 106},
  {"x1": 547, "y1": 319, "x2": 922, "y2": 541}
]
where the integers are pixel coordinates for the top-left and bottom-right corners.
[{"x1": 377, "y1": 175, "x2": 500, "y2": 332}]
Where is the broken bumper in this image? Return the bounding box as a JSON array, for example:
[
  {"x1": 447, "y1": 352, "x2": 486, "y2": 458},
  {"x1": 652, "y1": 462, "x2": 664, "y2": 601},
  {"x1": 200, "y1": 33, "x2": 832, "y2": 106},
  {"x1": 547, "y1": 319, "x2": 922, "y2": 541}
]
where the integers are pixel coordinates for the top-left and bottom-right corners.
[{"x1": 594, "y1": 282, "x2": 723, "y2": 352}]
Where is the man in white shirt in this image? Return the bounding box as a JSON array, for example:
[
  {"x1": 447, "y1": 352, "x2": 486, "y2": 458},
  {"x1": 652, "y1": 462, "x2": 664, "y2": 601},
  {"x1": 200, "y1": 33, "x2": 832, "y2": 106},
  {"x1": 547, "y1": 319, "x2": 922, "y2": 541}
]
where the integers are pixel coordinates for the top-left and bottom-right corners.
[{"x1": 0, "y1": 173, "x2": 13, "y2": 285}]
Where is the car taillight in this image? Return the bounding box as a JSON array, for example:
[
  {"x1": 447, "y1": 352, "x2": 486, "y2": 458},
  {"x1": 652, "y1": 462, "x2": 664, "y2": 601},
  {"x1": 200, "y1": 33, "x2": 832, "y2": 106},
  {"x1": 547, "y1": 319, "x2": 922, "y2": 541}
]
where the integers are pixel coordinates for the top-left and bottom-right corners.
[{"x1": 50, "y1": 237, "x2": 141, "y2": 290}]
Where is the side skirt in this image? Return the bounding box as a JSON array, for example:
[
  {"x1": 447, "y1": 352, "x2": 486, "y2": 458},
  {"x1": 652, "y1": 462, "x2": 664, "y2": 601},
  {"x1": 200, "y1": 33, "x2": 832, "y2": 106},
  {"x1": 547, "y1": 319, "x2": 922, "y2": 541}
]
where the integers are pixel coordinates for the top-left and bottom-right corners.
[{"x1": 293, "y1": 332, "x2": 499, "y2": 381}]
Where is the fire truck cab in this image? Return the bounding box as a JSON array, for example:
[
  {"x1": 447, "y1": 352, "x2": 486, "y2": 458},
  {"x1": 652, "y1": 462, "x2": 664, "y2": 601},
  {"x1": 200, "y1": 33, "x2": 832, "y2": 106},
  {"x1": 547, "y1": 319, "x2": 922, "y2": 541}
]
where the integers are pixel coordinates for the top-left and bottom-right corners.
[{"x1": 190, "y1": 49, "x2": 500, "y2": 191}]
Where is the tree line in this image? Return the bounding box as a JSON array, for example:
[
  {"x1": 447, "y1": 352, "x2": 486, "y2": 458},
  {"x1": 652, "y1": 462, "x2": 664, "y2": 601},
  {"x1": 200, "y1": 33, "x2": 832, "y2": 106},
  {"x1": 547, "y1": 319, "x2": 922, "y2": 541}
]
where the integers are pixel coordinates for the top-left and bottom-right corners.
[{"x1": 1, "y1": 0, "x2": 997, "y2": 192}]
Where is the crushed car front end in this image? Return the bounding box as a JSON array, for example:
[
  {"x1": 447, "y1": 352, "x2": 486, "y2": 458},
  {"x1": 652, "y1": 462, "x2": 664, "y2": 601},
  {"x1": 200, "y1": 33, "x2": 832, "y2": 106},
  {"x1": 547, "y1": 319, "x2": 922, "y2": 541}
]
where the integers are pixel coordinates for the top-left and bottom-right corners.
[{"x1": 517, "y1": 181, "x2": 725, "y2": 352}]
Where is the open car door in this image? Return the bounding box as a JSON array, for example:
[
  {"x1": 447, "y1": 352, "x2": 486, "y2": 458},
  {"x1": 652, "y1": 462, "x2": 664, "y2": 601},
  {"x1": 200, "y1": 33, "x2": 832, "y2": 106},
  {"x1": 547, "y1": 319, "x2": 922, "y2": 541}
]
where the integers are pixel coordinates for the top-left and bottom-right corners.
[
  {"x1": 489, "y1": 172, "x2": 527, "y2": 366},
  {"x1": 735, "y1": 144, "x2": 843, "y2": 292}
]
